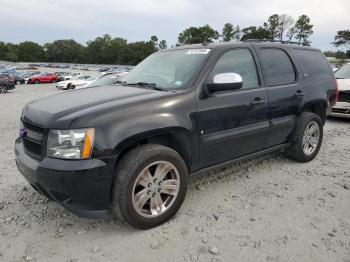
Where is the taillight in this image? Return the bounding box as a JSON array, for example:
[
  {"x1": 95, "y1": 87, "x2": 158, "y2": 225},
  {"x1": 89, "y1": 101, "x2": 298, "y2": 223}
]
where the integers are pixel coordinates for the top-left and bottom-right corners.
[{"x1": 335, "y1": 80, "x2": 339, "y2": 102}]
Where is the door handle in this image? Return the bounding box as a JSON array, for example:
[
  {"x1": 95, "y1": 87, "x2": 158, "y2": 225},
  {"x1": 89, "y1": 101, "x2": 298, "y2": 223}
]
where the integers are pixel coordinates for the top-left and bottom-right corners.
[
  {"x1": 250, "y1": 97, "x2": 266, "y2": 105},
  {"x1": 295, "y1": 90, "x2": 306, "y2": 96}
]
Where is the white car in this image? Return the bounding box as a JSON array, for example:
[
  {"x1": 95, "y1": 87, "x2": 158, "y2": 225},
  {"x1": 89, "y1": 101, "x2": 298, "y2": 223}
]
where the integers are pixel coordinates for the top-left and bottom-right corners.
[
  {"x1": 70, "y1": 76, "x2": 97, "y2": 89},
  {"x1": 56, "y1": 75, "x2": 93, "y2": 90},
  {"x1": 63, "y1": 72, "x2": 82, "y2": 81},
  {"x1": 84, "y1": 71, "x2": 129, "y2": 88},
  {"x1": 330, "y1": 63, "x2": 350, "y2": 119}
]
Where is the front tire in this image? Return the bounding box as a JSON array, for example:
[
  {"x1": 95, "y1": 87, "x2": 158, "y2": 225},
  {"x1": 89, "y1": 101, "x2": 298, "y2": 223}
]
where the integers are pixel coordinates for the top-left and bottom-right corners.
[
  {"x1": 286, "y1": 112, "x2": 323, "y2": 162},
  {"x1": 112, "y1": 144, "x2": 188, "y2": 229},
  {"x1": 0, "y1": 85, "x2": 7, "y2": 94}
]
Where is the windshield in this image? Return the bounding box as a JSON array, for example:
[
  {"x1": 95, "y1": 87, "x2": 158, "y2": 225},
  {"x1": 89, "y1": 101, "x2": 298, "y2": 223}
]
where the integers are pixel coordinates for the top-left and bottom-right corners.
[
  {"x1": 88, "y1": 74, "x2": 121, "y2": 87},
  {"x1": 122, "y1": 49, "x2": 211, "y2": 90},
  {"x1": 335, "y1": 64, "x2": 350, "y2": 79}
]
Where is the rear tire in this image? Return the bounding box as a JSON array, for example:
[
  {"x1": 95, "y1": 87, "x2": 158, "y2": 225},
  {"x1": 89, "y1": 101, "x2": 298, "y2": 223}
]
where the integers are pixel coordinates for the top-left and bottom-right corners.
[
  {"x1": 286, "y1": 112, "x2": 323, "y2": 162},
  {"x1": 112, "y1": 144, "x2": 188, "y2": 229},
  {"x1": 34, "y1": 80, "x2": 40, "y2": 84}
]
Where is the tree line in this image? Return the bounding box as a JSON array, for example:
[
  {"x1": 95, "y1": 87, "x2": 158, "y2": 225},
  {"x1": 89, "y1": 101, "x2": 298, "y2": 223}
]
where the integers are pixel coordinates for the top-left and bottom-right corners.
[
  {"x1": 0, "y1": 14, "x2": 349, "y2": 65},
  {"x1": 0, "y1": 35, "x2": 164, "y2": 65},
  {"x1": 178, "y1": 14, "x2": 314, "y2": 45}
]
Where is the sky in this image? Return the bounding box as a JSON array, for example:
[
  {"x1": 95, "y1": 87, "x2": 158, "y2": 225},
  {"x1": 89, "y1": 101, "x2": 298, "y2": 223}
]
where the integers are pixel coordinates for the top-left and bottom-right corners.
[{"x1": 0, "y1": 0, "x2": 349, "y2": 51}]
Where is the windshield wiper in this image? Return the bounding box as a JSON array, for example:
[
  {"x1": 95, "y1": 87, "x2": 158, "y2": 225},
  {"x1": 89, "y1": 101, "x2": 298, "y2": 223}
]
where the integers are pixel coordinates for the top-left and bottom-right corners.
[{"x1": 126, "y1": 82, "x2": 165, "y2": 91}]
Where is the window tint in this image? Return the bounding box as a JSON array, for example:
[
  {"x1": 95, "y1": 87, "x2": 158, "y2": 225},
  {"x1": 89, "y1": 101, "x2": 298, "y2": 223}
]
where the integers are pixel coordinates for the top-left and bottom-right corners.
[
  {"x1": 260, "y1": 48, "x2": 296, "y2": 86},
  {"x1": 294, "y1": 49, "x2": 331, "y2": 80},
  {"x1": 212, "y1": 49, "x2": 259, "y2": 89}
]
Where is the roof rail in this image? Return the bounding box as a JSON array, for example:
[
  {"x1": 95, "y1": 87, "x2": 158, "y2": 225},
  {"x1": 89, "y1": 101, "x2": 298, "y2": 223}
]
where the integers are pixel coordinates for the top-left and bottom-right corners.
[{"x1": 243, "y1": 39, "x2": 310, "y2": 46}]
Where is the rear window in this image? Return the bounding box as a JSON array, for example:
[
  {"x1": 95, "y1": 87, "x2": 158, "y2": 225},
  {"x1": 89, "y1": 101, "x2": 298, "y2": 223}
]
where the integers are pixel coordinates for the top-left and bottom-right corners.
[
  {"x1": 260, "y1": 48, "x2": 296, "y2": 86},
  {"x1": 293, "y1": 49, "x2": 331, "y2": 79}
]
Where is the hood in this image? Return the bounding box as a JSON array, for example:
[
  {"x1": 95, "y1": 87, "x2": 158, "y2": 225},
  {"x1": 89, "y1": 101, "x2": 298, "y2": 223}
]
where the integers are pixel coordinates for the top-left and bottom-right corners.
[
  {"x1": 22, "y1": 85, "x2": 167, "y2": 129},
  {"x1": 337, "y1": 79, "x2": 350, "y2": 91}
]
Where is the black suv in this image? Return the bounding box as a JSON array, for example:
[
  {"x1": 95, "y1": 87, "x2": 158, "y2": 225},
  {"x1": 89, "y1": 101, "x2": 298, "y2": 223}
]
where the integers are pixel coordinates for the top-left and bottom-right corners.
[{"x1": 15, "y1": 42, "x2": 337, "y2": 229}]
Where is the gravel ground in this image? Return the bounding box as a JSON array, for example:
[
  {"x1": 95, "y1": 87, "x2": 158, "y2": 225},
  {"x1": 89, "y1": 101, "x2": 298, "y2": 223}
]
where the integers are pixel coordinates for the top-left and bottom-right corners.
[{"x1": 0, "y1": 81, "x2": 350, "y2": 262}]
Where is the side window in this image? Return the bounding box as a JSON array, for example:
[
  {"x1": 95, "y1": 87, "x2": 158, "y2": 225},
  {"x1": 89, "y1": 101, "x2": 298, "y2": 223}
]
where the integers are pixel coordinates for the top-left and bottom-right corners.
[
  {"x1": 293, "y1": 49, "x2": 331, "y2": 80},
  {"x1": 211, "y1": 49, "x2": 259, "y2": 89},
  {"x1": 260, "y1": 48, "x2": 296, "y2": 86}
]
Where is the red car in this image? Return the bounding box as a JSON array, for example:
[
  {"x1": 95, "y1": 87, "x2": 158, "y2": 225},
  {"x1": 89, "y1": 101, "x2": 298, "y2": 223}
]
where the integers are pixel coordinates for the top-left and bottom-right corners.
[{"x1": 27, "y1": 73, "x2": 58, "y2": 84}]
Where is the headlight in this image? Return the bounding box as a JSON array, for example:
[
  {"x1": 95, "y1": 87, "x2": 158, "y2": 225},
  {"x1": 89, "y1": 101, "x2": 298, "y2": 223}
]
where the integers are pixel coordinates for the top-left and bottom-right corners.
[{"x1": 47, "y1": 128, "x2": 95, "y2": 159}]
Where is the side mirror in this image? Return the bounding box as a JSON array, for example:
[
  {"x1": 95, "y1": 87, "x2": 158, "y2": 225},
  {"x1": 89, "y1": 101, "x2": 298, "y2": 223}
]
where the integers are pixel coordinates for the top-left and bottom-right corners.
[{"x1": 206, "y1": 73, "x2": 243, "y2": 93}]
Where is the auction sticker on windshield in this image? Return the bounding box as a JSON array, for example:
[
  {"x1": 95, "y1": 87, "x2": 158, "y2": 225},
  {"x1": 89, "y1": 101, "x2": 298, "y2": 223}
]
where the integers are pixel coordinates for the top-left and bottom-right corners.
[{"x1": 186, "y1": 49, "x2": 211, "y2": 55}]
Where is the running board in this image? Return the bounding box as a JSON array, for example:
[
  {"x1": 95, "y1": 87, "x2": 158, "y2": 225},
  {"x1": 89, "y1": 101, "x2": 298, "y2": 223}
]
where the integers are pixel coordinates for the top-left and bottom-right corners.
[{"x1": 191, "y1": 143, "x2": 290, "y2": 176}]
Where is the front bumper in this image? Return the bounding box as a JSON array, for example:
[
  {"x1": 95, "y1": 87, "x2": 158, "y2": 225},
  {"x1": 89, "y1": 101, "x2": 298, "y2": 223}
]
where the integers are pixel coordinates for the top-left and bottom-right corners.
[
  {"x1": 330, "y1": 102, "x2": 350, "y2": 119},
  {"x1": 15, "y1": 137, "x2": 113, "y2": 218}
]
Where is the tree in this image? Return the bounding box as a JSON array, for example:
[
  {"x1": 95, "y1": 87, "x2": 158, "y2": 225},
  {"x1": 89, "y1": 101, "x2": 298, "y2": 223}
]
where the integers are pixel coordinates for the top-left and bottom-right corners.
[
  {"x1": 4, "y1": 43, "x2": 18, "y2": 61},
  {"x1": 86, "y1": 34, "x2": 129, "y2": 64},
  {"x1": 286, "y1": 25, "x2": 298, "y2": 41},
  {"x1": 124, "y1": 41, "x2": 157, "y2": 65},
  {"x1": 240, "y1": 26, "x2": 270, "y2": 41},
  {"x1": 150, "y1": 35, "x2": 159, "y2": 49},
  {"x1": 264, "y1": 14, "x2": 280, "y2": 40},
  {"x1": 86, "y1": 34, "x2": 113, "y2": 64},
  {"x1": 332, "y1": 30, "x2": 350, "y2": 48},
  {"x1": 324, "y1": 51, "x2": 336, "y2": 57},
  {"x1": 221, "y1": 23, "x2": 240, "y2": 42},
  {"x1": 277, "y1": 14, "x2": 294, "y2": 41},
  {"x1": 0, "y1": 42, "x2": 8, "y2": 60},
  {"x1": 159, "y1": 40, "x2": 167, "y2": 50},
  {"x1": 17, "y1": 41, "x2": 44, "y2": 62},
  {"x1": 45, "y1": 39, "x2": 86, "y2": 63},
  {"x1": 178, "y1": 25, "x2": 219, "y2": 45},
  {"x1": 294, "y1": 15, "x2": 313, "y2": 44}
]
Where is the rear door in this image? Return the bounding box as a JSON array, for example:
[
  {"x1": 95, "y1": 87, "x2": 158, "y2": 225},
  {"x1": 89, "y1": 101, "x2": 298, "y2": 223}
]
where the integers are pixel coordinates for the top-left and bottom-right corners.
[
  {"x1": 254, "y1": 46, "x2": 301, "y2": 147},
  {"x1": 197, "y1": 47, "x2": 269, "y2": 167}
]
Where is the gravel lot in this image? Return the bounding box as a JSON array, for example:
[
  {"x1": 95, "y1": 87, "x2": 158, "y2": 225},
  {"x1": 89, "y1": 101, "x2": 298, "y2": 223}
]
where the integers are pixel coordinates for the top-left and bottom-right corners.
[{"x1": 0, "y1": 79, "x2": 349, "y2": 262}]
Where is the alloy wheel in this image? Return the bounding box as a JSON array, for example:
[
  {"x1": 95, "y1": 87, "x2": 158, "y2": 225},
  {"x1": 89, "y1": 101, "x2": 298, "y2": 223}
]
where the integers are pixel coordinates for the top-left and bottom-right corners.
[
  {"x1": 302, "y1": 121, "x2": 320, "y2": 156},
  {"x1": 132, "y1": 161, "x2": 180, "y2": 218}
]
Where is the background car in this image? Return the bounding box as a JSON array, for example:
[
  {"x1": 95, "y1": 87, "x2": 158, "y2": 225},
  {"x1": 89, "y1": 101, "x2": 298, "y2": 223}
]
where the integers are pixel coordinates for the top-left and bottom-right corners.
[
  {"x1": 331, "y1": 63, "x2": 350, "y2": 118},
  {"x1": 0, "y1": 74, "x2": 15, "y2": 93},
  {"x1": 62, "y1": 72, "x2": 82, "y2": 80},
  {"x1": 70, "y1": 76, "x2": 97, "y2": 89},
  {"x1": 85, "y1": 71, "x2": 128, "y2": 88},
  {"x1": 27, "y1": 73, "x2": 58, "y2": 84},
  {"x1": 55, "y1": 72, "x2": 70, "y2": 82},
  {"x1": 56, "y1": 75, "x2": 93, "y2": 90},
  {"x1": 22, "y1": 71, "x2": 41, "y2": 83},
  {"x1": 10, "y1": 73, "x2": 26, "y2": 84}
]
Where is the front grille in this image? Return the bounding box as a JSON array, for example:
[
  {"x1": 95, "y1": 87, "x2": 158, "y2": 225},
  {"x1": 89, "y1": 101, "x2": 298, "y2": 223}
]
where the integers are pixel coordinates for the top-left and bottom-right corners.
[
  {"x1": 22, "y1": 120, "x2": 45, "y2": 159},
  {"x1": 332, "y1": 108, "x2": 350, "y2": 114},
  {"x1": 338, "y1": 91, "x2": 350, "y2": 103}
]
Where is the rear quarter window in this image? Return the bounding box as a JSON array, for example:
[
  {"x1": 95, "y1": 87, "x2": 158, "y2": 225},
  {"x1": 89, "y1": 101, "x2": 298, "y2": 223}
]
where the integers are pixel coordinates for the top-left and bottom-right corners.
[{"x1": 293, "y1": 49, "x2": 331, "y2": 80}]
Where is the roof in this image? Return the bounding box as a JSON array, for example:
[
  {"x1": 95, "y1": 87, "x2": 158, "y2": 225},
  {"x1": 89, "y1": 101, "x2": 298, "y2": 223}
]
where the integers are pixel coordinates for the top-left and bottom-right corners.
[{"x1": 168, "y1": 41, "x2": 320, "y2": 52}]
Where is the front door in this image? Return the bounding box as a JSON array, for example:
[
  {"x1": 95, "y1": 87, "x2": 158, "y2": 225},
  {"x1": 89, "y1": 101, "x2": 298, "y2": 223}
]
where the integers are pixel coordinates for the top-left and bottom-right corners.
[{"x1": 196, "y1": 48, "x2": 269, "y2": 167}]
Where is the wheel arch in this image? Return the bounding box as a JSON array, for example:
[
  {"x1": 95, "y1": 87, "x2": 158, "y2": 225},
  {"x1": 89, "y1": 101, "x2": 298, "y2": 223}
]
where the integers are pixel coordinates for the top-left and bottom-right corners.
[
  {"x1": 111, "y1": 127, "x2": 196, "y2": 174},
  {"x1": 302, "y1": 100, "x2": 328, "y2": 124}
]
